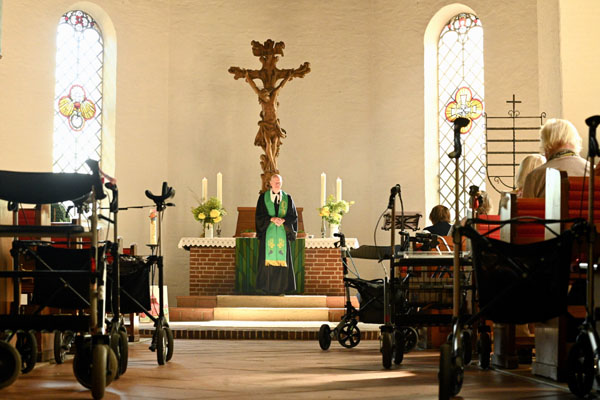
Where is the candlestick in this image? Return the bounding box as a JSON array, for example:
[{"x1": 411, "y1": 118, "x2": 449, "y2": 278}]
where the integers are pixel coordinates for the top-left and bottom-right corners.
[
  {"x1": 217, "y1": 172, "x2": 223, "y2": 203},
  {"x1": 202, "y1": 177, "x2": 208, "y2": 203},
  {"x1": 336, "y1": 177, "x2": 342, "y2": 202},
  {"x1": 320, "y1": 172, "x2": 326, "y2": 206},
  {"x1": 149, "y1": 209, "x2": 158, "y2": 245}
]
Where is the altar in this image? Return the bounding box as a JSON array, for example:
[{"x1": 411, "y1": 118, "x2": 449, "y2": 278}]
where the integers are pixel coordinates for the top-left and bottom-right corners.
[{"x1": 178, "y1": 237, "x2": 359, "y2": 296}]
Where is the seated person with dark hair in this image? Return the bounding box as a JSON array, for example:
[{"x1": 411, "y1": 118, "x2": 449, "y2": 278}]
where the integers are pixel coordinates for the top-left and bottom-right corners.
[{"x1": 424, "y1": 205, "x2": 452, "y2": 236}]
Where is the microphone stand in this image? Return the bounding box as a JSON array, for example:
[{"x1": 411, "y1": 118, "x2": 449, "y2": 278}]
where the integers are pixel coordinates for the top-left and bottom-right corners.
[
  {"x1": 440, "y1": 116, "x2": 469, "y2": 398},
  {"x1": 566, "y1": 115, "x2": 600, "y2": 397}
]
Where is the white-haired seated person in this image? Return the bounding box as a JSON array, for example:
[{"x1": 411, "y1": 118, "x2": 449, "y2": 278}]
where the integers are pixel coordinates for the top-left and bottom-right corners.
[
  {"x1": 514, "y1": 154, "x2": 546, "y2": 198},
  {"x1": 522, "y1": 118, "x2": 589, "y2": 198}
]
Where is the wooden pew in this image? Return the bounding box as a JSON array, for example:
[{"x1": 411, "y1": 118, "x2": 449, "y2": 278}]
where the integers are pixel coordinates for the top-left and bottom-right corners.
[
  {"x1": 489, "y1": 194, "x2": 547, "y2": 369},
  {"x1": 533, "y1": 169, "x2": 600, "y2": 381},
  {"x1": 476, "y1": 214, "x2": 501, "y2": 240}
]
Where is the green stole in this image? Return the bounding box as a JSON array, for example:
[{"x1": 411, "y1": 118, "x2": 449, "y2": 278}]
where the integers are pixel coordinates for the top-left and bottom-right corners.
[{"x1": 264, "y1": 190, "x2": 288, "y2": 267}]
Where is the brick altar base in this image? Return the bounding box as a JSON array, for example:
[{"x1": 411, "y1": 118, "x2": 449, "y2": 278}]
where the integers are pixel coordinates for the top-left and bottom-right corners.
[{"x1": 188, "y1": 246, "x2": 345, "y2": 296}]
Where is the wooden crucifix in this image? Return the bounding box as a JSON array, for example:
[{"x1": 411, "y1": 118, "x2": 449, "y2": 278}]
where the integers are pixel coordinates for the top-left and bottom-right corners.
[{"x1": 229, "y1": 39, "x2": 310, "y2": 193}]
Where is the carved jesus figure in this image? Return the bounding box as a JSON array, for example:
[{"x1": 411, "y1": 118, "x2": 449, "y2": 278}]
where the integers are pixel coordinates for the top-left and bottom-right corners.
[{"x1": 229, "y1": 40, "x2": 310, "y2": 193}]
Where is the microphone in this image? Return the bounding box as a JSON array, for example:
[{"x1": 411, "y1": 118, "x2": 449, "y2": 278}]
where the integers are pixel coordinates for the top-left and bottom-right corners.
[
  {"x1": 586, "y1": 115, "x2": 600, "y2": 158},
  {"x1": 387, "y1": 184, "x2": 401, "y2": 209}
]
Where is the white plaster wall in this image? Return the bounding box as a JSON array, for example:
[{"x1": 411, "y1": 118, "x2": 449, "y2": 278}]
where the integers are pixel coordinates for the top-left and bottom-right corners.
[
  {"x1": 538, "y1": 0, "x2": 562, "y2": 120},
  {"x1": 0, "y1": 0, "x2": 551, "y2": 304},
  {"x1": 559, "y1": 0, "x2": 600, "y2": 156},
  {"x1": 166, "y1": 0, "x2": 544, "y2": 300},
  {"x1": 0, "y1": 0, "x2": 171, "y2": 290}
]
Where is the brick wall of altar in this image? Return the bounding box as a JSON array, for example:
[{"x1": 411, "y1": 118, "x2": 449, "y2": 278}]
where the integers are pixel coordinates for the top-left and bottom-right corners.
[
  {"x1": 188, "y1": 247, "x2": 344, "y2": 296},
  {"x1": 303, "y1": 248, "x2": 345, "y2": 295},
  {"x1": 189, "y1": 247, "x2": 237, "y2": 296}
]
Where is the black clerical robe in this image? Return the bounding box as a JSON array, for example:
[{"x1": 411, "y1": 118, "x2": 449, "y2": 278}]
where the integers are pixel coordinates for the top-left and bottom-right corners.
[{"x1": 255, "y1": 191, "x2": 298, "y2": 294}]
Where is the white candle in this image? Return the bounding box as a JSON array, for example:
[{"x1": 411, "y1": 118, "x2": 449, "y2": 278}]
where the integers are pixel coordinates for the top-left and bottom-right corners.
[
  {"x1": 320, "y1": 172, "x2": 326, "y2": 206},
  {"x1": 149, "y1": 209, "x2": 157, "y2": 245},
  {"x1": 217, "y1": 172, "x2": 223, "y2": 204},
  {"x1": 336, "y1": 177, "x2": 342, "y2": 202},
  {"x1": 202, "y1": 177, "x2": 208, "y2": 203}
]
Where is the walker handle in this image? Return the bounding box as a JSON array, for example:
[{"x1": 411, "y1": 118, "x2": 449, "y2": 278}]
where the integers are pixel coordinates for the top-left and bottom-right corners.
[{"x1": 145, "y1": 182, "x2": 175, "y2": 211}]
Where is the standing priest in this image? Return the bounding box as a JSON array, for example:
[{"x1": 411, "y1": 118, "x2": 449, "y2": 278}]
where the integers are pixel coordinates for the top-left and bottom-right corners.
[{"x1": 255, "y1": 174, "x2": 298, "y2": 295}]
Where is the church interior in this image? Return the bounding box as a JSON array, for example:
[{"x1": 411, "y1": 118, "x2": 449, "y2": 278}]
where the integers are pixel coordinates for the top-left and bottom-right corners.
[{"x1": 1, "y1": 0, "x2": 600, "y2": 398}]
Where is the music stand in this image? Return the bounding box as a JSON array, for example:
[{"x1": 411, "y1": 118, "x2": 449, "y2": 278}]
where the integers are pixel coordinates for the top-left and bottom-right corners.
[{"x1": 381, "y1": 211, "x2": 422, "y2": 231}]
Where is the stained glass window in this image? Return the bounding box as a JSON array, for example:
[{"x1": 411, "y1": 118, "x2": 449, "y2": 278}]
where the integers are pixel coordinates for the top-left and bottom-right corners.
[
  {"x1": 53, "y1": 10, "x2": 103, "y2": 173},
  {"x1": 438, "y1": 13, "x2": 485, "y2": 218}
]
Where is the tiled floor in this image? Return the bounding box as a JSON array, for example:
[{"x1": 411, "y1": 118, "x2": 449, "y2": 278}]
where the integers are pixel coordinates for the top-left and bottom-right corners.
[{"x1": 1, "y1": 338, "x2": 581, "y2": 399}]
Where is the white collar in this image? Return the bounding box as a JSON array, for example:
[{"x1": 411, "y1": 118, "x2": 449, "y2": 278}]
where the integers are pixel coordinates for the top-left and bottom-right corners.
[{"x1": 270, "y1": 191, "x2": 280, "y2": 202}]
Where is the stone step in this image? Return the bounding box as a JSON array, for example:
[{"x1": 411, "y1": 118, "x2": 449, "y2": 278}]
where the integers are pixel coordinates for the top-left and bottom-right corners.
[
  {"x1": 170, "y1": 307, "x2": 347, "y2": 322},
  {"x1": 176, "y1": 295, "x2": 359, "y2": 309},
  {"x1": 177, "y1": 296, "x2": 217, "y2": 308},
  {"x1": 214, "y1": 307, "x2": 330, "y2": 321},
  {"x1": 170, "y1": 307, "x2": 214, "y2": 321},
  {"x1": 216, "y1": 295, "x2": 328, "y2": 308},
  {"x1": 139, "y1": 321, "x2": 381, "y2": 341},
  {"x1": 172, "y1": 295, "x2": 360, "y2": 322}
]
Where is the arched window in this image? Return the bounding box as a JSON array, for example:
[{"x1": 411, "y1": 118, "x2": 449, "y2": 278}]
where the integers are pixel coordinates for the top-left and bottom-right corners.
[
  {"x1": 53, "y1": 10, "x2": 104, "y2": 173},
  {"x1": 438, "y1": 13, "x2": 484, "y2": 218}
]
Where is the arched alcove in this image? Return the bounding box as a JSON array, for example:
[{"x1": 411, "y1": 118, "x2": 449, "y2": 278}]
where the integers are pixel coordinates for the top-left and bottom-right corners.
[
  {"x1": 423, "y1": 3, "x2": 477, "y2": 218},
  {"x1": 64, "y1": 1, "x2": 117, "y2": 177}
]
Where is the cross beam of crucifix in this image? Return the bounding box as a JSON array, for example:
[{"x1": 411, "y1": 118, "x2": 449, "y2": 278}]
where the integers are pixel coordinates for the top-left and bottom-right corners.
[{"x1": 229, "y1": 39, "x2": 310, "y2": 193}]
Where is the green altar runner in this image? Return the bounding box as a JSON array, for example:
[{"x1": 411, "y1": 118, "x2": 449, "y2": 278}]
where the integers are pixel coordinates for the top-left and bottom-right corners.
[{"x1": 235, "y1": 238, "x2": 305, "y2": 294}]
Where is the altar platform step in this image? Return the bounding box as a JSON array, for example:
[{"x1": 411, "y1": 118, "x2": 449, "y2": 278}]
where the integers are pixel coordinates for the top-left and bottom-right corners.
[
  {"x1": 139, "y1": 320, "x2": 380, "y2": 341},
  {"x1": 171, "y1": 295, "x2": 359, "y2": 322}
]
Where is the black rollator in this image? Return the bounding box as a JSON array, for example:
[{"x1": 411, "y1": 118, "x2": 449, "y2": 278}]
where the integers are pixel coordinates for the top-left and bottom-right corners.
[
  {"x1": 438, "y1": 116, "x2": 470, "y2": 399},
  {"x1": 566, "y1": 115, "x2": 600, "y2": 397},
  {"x1": 114, "y1": 182, "x2": 176, "y2": 365},
  {"x1": 145, "y1": 182, "x2": 176, "y2": 365}
]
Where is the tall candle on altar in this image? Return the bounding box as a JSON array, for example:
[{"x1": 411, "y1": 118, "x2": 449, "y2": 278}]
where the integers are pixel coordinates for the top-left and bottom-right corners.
[
  {"x1": 149, "y1": 209, "x2": 158, "y2": 245},
  {"x1": 336, "y1": 177, "x2": 342, "y2": 202},
  {"x1": 217, "y1": 172, "x2": 223, "y2": 203},
  {"x1": 320, "y1": 172, "x2": 326, "y2": 206},
  {"x1": 201, "y1": 177, "x2": 208, "y2": 203}
]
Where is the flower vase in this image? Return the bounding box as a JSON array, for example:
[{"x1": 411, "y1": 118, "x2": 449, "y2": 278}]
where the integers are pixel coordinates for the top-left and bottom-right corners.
[
  {"x1": 329, "y1": 224, "x2": 339, "y2": 238},
  {"x1": 204, "y1": 223, "x2": 214, "y2": 239}
]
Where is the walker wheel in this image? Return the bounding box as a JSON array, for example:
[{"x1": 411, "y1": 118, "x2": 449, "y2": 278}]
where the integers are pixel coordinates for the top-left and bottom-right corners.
[
  {"x1": 54, "y1": 330, "x2": 74, "y2": 364},
  {"x1": 394, "y1": 330, "x2": 404, "y2": 365},
  {"x1": 438, "y1": 343, "x2": 452, "y2": 400},
  {"x1": 156, "y1": 327, "x2": 167, "y2": 365},
  {"x1": 567, "y1": 335, "x2": 594, "y2": 397},
  {"x1": 318, "y1": 324, "x2": 332, "y2": 350},
  {"x1": 338, "y1": 323, "x2": 360, "y2": 349},
  {"x1": 477, "y1": 332, "x2": 491, "y2": 369},
  {"x1": 401, "y1": 327, "x2": 418, "y2": 353},
  {"x1": 73, "y1": 340, "x2": 118, "y2": 391},
  {"x1": 0, "y1": 340, "x2": 21, "y2": 389},
  {"x1": 164, "y1": 326, "x2": 174, "y2": 362},
  {"x1": 461, "y1": 330, "x2": 472, "y2": 365},
  {"x1": 16, "y1": 330, "x2": 37, "y2": 374},
  {"x1": 110, "y1": 329, "x2": 129, "y2": 378},
  {"x1": 91, "y1": 344, "x2": 107, "y2": 400},
  {"x1": 381, "y1": 331, "x2": 393, "y2": 369},
  {"x1": 451, "y1": 355, "x2": 464, "y2": 396}
]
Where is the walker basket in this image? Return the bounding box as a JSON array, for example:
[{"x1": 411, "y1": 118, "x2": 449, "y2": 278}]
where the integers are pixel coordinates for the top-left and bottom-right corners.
[
  {"x1": 468, "y1": 228, "x2": 573, "y2": 324},
  {"x1": 345, "y1": 277, "x2": 403, "y2": 324},
  {"x1": 32, "y1": 245, "x2": 93, "y2": 310},
  {"x1": 106, "y1": 255, "x2": 151, "y2": 314},
  {"x1": 344, "y1": 277, "x2": 384, "y2": 323}
]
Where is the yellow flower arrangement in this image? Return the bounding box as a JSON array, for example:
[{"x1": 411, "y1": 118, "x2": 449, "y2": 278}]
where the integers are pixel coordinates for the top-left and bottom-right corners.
[
  {"x1": 191, "y1": 197, "x2": 227, "y2": 227},
  {"x1": 318, "y1": 195, "x2": 354, "y2": 225}
]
